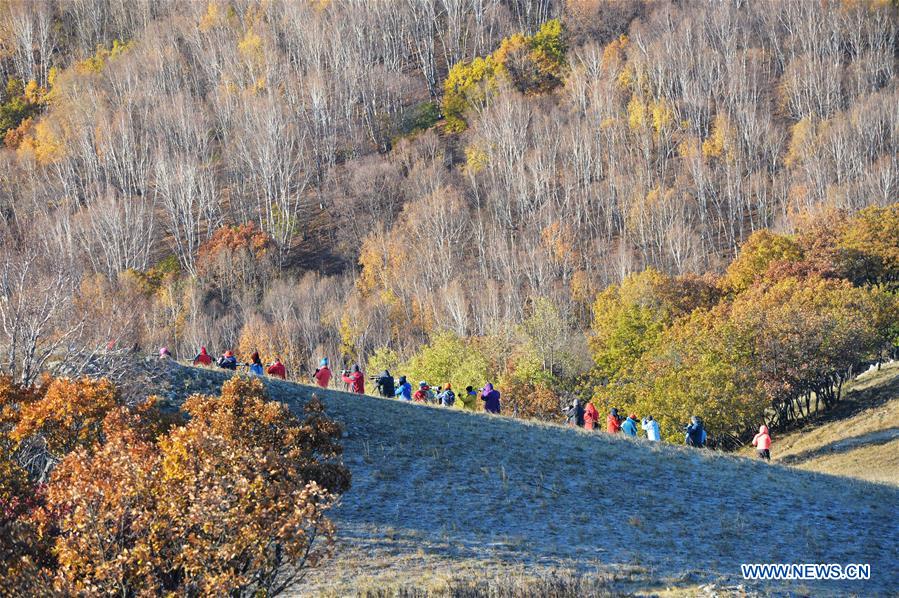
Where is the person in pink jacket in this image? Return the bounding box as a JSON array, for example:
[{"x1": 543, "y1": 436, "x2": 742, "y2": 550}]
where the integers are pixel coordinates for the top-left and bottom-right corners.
[{"x1": 752, "y1": 425, "x2": 772, "y2": 460}]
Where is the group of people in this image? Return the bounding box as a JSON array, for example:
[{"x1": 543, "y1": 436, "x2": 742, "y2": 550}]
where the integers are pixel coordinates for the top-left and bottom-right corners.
[
  {"x1": 371, "y1": 370, "x2": 502, "y2": 413},
  {"x1": 169, "y1": 347, "x2": 773, "y2": 458},
  {"x1": 164, "y1": 346, "x2": 288, "y2": 379},
  {"x1": 564, "y1": 402, "x2": 668, "y2": 443},
  {"x1": 303, "y1": 361, "x2": 505, "y2": 414},
  {"x1": 565, "y1": 401, "x2": 774, "y2": 459}
]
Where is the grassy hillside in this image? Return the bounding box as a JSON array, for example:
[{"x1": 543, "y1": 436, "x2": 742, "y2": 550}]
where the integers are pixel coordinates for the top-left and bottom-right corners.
[
  {"x1": 747, "y1": 362, "x2": 899, "y2": 486},
  {"x1": 152, "y1": 362, "x2": 898, "y2": 596}
]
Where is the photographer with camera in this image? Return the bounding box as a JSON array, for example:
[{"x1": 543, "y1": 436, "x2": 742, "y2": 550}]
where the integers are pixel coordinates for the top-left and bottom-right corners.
[
  {"x1": 606, "y1": 408, "x2": 623, "y2": 433},
  {"x1": 266, "y1": 356, "x2": 286, "y2": 379},
  {"x1": 564, "y1": 398, "x2": 584, "y2": 427},
  {"x1": 373, "y1": 369, "x2": 395, "y2": 398},
  {"x1": 247, "y1": 351, "x2": 264, "y2": 376},
  {"x1": 684, "y1": 416, "x2": 706, "y2": 447},
  {"x1": 480, "y1": 383, "x2": 501, "y2": 414},
  {"x1": 460, "y1": 386, "x2": 478, "y2": 411},
  {"x1": 413, "y1": 381, "x2": 434, "y2": 403},
  {"x1": 341, "y1": 364, "x2": 365, "y2": 394},
  {"x1": 394, "y1": 376, "x2": 412, "y2": 401},
  {"x1": 621, "y1": 413, "x2": 639, "y2": 437},
  {"x1": 217, "y1": 350, "x2": 238, "y2": 371},
  {"x1": 641, "y1": 415, "x2": 660, "y2": 441},
  {"x1": 312, "y1": 358, "x2": 332, "y2": 388},
  {"x1": 584, "y1": 401, "x2": 599, "y2": 430}
]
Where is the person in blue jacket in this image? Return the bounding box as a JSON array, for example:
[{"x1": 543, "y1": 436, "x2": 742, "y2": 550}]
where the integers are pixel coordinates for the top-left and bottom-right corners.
[
  {"x1": 621, "y1": 413, "x2": 639, "y2": 437},
  {"x1": 394, "y1": 375, "x2": 412, "y2": 401},
  {"x1": 248, "y1": 351, "x2": 264, "y2": 376}
]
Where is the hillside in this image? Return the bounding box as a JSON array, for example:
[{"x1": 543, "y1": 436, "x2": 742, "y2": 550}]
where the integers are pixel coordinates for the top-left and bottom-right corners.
[
  {"x1": 146, "y1": 362, "x2": 899, "y2": 596},
  {"x1": 747, "y1": 362, "x2": 899, "y2": 486}
]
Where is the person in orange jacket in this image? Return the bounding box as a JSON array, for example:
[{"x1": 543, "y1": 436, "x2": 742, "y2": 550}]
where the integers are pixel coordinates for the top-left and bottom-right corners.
[
  {"x1": 312, "y1": 357, "x2": 331, "y2": 388},
  {"x1": 193, "y1": 346, "x2": 212, "y2": 366},
  {"x1": 607, "y1": 407, "x2": 623, "y2": 433},
  {"x1": 267, "y1": 357, "x2": 287, "y2": 379},
  {"x1": 752, "y1": 424, "x2": 772, "y2": 460},
  {"x1": 341, "y1": 364, "x2": 365, "y2": 394},
  {"x1": 584, "y1": 401, "x2": 599, "y2": 430}
]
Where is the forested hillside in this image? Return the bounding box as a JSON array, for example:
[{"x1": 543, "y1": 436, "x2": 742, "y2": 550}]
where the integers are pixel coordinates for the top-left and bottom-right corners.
[{"x1": 1, "y1": 1, "x2": 897, "y2": 444}]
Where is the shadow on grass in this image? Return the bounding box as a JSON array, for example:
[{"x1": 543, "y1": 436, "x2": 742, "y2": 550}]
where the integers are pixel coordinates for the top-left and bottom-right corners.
[{"x1": 779, "y1": 427, "x2": 899, "y2": 465}]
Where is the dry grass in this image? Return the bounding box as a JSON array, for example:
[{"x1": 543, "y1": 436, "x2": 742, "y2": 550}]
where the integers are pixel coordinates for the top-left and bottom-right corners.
[
  {"x1": 743, "y1": 362, "x2": 899, "y2": 485},
  {"x1": 161, "y1": 363, "x2": 898, "y2": 597}
]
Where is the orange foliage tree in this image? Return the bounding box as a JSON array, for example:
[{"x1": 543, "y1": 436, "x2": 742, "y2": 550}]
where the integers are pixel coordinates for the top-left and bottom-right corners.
[
  {"x1": 43, "y1": 376, "x2": 349, "y2": 596},
  {"x1": 197, "y1": 222, "x2": 275, "y2": 302}
]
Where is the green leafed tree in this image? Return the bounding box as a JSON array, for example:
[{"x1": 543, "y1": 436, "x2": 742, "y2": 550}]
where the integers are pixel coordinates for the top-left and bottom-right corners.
[{"x1": 402, "y1": 331, "x2": 490, "y2": 394}]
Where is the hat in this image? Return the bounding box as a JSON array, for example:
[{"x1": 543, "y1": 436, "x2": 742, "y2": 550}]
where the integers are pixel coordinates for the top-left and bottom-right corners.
[
  {"x1": 629, "y1": 414, "x2": 637, "y2": 420},
  {"x1": 419, "y1": 381, "x2": 427, "y2": 387},
  {"x1": 320, "y1": 357, "x2": 329, "y2": 366},
  {"x1": 159, "y1": 347, "x2": 169, "y2": 356},
  {"x1": 444, "y1": 382, "x2": 452, "y2": 390},
  {"x1": 224, "y1": 350, "x2": 234, "y2": 358}
]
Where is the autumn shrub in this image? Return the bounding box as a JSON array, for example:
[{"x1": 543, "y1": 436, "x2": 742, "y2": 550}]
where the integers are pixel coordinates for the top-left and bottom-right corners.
[
  {"x1": 0, "y1": 375, "x2": 55, "y2": 593},
  {"x1": 0, "y1": 374, "x2": 348, "y2": 596},
  {"x1": 499, "y1": 378, "x2": 561, "y2": 421},
  {"x1": 498, "y1": 347, "x2": 562, "y2": 420},
  {"x1": 44, "y1": 376, "x2": 349, "y2": 596},
  {"x1": 11, "y1": 376, "x2": 120, "y2": 462}
]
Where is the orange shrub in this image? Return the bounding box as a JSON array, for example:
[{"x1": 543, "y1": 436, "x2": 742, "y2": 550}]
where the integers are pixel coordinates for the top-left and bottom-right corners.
[
  {"x1": 42, "y1": 376, "x2": 349, "y2": 596},
  {"x1": 11, "y1": 377, "x2": 119, "y2": 459}
]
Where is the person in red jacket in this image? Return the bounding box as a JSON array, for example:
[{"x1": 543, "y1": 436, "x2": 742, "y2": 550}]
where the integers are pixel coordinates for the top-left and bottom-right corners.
[
  {"x1": 584, "y1": 401, "x2": 599, "y2": 431},
  {"x1": 267, "y1": 357, "x2": 287, "y2": 379},
  {"x1": 413, "y1": 381, "x2": 432, "y2": 403},
  {"x1": 341, "y1": 364, "x2": 365, "y2": 394},
  {"x1": 607, "y1": 407, "x2": 623, "y2": 433},
  {"x1": 752, "y1": 424, "x2": 772, "y2": 460},
  {"x1": 312, "y1": 357, "x2": 331, "y2": 389},
  {"x1": 193, "y1": 346, "x2": 212, "y2": 366}
]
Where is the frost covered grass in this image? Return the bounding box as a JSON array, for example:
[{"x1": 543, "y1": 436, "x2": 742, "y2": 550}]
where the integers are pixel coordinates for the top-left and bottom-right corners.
[{"x1": 170, "y1": 363, "x2": 898, "y2": 596}]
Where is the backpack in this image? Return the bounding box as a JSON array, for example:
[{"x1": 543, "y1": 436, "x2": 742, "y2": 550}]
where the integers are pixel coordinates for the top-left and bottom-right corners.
[{"x1": 441, "y1": 390, "x2": 455, "y2": 406}]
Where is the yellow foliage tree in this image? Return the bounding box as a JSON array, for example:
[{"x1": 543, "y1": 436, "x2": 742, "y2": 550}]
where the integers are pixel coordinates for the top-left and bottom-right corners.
[{"x1": 702, "y1": 113, "x2": 737, "y2": 161}]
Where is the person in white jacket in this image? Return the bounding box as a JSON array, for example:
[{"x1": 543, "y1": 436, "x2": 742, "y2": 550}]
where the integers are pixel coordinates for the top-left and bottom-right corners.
[{"x1": 641, "y1": 415, "x2": 661, "y2": 441}]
